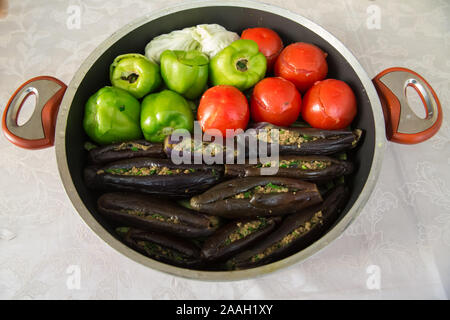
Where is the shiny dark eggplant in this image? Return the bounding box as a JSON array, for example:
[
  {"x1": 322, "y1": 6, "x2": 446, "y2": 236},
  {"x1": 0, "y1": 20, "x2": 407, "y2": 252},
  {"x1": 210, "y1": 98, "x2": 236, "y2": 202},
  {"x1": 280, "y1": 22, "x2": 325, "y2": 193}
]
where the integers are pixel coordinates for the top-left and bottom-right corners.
[
  {"x1": 116, "y1": 227, "x2": 202, "y2": 268},
  {"x1": 251, "y1": 122, "x2": 363, "y2": 155},
  {"x1": 98, "y1": 192, "x2": 220, "y2": 238},
  {"x1": 190, "y1": 177, "x2": 323, "y2": 218},
  {"x1": 202, "y1": 217, "x2": 280, "y2": 262},
  {"x1": 226, "y1": 185, "x2": 348, "y2": 270},
  {"x1": 224, "y1": 155, "x2": 354, "y2": 181},
  {"x1": 88, "y1": 140, "x2": 165, "y2": 164},
  {"x1": 164, "y1": 134, "x2": 242, "y2": 164},
  {"x1": 84, "y1": 157, "x2": 223, "y2": 197}
]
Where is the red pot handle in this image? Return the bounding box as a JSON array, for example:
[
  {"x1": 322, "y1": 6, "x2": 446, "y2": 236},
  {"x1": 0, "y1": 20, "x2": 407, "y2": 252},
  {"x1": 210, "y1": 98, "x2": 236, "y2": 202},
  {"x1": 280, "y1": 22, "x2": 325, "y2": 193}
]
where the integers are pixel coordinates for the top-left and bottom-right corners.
[
  {"x1": 2, "y1": 76, "x2": 67, "y2": 149},
  {"x1": 373, "y1": 67, "x2": 442, "y2": 144}
]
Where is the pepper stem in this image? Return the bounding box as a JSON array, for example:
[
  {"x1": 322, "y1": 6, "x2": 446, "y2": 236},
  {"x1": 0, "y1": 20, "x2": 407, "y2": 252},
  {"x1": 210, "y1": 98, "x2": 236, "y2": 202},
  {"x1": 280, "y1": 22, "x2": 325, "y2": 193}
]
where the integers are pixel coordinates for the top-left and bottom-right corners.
[
  {"x1": 236, "y1": 59, "x2": 248, "y2": 72},
  {"x1": 121, "y1": 72, "x2": 139, "y2": 84}
]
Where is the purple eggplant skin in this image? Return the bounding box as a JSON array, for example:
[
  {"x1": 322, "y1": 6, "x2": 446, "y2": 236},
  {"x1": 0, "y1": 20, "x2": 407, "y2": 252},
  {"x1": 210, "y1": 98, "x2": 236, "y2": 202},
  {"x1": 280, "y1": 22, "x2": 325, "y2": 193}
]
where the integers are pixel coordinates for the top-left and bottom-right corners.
[
  {"x1": 251, "y1": 122, "x2": 363, "y2": 156},
  {"x1": 84, "y1": 157, "x2": 223, "y2": 198},
  {"x1": 115, "y1": 227, "x2": 203, "y2": 268},
  {"x1": 190, "y1": 177, "x2": 323, "y2": 218},
  {"x1": 201, "y1": 217, "x2": 281, "y2": 262},
  {"x1": 226, "y1": 185, "x2": 348, "y2": 270},
  {"x1": 224, "y1": 155, "x2": 354, "y2": 182},
  {"x1": 88, "y1": 140, "x2": 166, "y2": 164},
  {"x1": 164, "y1": 134, "x2": 238, "y2": 164},
  {"x1": 98, "y1": 192, "x2": 220, "y2": 238}
]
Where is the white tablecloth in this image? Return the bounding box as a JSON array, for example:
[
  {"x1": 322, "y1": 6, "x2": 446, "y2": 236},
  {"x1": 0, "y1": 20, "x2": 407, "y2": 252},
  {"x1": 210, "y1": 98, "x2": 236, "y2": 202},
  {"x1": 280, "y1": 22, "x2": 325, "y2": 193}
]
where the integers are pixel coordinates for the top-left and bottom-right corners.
[{"x1": 0, "y1": 0, "x2": 449, "y2": 299}]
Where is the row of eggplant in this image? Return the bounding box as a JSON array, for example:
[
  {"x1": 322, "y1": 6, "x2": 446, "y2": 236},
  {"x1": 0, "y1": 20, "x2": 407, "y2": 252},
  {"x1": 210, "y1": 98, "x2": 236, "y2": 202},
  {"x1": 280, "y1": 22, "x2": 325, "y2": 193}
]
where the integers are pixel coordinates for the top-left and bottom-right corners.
[
  {"x1": 84, "y1": 123, "x2": 361, "y2": 270},
  {"x1": 88, "y1": 123, "x2": 362, "y2": 165},
  {"x1": 84, "y1": 155, "x2": 353, "y2": 198},
  {"x1": 99, "y1": 185, "x2": 347, "y2": 269},
  {"x1": 84, "y1": 125, "x2": 360, "y2": 198}
]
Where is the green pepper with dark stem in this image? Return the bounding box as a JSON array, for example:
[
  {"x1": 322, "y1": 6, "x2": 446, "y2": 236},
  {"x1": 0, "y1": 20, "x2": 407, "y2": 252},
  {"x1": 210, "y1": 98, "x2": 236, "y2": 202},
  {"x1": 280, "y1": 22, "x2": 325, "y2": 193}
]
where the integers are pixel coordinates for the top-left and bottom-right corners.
[
  {"x1": 140, "y1": 90, "x2": 194, "y2": 143},
  {"x1": 83, "y1": 86, "x2": 142, "y2": 145},
  {"x1": 160, "y1": 50, "x2": 209, "y2": 100},
  {"x1": 209, "y1": 39, "x2": 267, "y2": 91},
  {"x1": 110, "y1": 53, "x2": 161, "y2": 99}
]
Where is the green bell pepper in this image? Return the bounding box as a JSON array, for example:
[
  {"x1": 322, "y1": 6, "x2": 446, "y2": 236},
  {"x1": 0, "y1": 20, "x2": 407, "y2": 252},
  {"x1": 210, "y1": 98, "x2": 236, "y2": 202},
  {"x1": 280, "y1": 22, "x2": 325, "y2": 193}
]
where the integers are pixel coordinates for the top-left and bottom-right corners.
[
  {"x1": 209, "y1": 39, "x2": 267, "y2": 91},
  {"x1": 83, "y1": 86, "x2": 142, "y2": 145},
  {"x1": 110, "y1": 53, "x2": 161, "y2": 99},
  {"x1": 160, "y1": 50, "x2": 209, "y2": 100},
  {"x1": 140, "y1": 90, "x2": 194, "y2": 143}
]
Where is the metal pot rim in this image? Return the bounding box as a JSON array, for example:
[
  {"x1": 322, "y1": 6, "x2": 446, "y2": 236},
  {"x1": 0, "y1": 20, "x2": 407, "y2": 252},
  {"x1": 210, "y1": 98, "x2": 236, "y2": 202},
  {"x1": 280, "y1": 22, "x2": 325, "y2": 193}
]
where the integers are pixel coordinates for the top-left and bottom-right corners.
[{"x1": 55, "y1": 0, "x2": 386, "y2": 281}]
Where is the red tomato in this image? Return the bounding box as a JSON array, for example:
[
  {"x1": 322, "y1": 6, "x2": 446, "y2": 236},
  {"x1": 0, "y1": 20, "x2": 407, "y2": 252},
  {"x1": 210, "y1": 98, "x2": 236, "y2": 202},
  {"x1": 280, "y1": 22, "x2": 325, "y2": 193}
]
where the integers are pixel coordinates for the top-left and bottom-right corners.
[
  {"x1": 198, "y1": 85, "x2": 250, "y2": 137},
  {"x1": 250, "y1": 77, "x2": 302, "y2": 126},
  {"x1": 302, "y1": 79, "x2": 357, "y2": 130},
  {"x1": 274, "y1": 42, "x2": 328, "y2": 93},
  {"x1": 241, "y1": 28, "x2": 283, "y2": 70}
]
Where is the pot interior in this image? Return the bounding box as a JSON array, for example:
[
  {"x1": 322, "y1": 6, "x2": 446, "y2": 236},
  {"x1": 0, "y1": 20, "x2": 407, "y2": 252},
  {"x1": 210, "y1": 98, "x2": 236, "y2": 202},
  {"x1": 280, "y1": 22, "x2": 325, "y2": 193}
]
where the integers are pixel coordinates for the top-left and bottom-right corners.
[{"x1": 64, "y1": 6, "x2": 375, "y2": 270}]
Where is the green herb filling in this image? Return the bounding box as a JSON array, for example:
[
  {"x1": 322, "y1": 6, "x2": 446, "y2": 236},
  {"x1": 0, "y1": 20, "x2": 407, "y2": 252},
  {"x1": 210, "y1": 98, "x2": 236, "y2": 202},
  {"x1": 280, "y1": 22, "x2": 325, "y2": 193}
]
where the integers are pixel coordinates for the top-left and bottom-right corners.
[
  {"x1": 139, "y1": 241, "x2": 187, "y2": 262},
  {"x1": 250, "y1": 211, "x2": 323, "y2": 263},
  {"x1": 103, "y1": 166, "x2": 196, "y2": 176},
  {"x1": 224, "y1": 218, "x2": 268, "y2": 245}
]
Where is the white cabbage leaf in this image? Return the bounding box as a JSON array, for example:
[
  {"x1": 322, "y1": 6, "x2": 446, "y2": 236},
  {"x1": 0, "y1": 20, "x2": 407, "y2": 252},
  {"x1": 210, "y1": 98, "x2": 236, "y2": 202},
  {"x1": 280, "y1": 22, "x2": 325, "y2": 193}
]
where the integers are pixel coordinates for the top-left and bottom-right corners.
[
  {"x1": 145, "y1": 24, "x2": 239, "y2": 63},
  {"x1": 192, "y1": 24, "x2": 240, "y2": 58},
  {"x1": 145, "y1": 27, "x2": 200, "y2": 63}
]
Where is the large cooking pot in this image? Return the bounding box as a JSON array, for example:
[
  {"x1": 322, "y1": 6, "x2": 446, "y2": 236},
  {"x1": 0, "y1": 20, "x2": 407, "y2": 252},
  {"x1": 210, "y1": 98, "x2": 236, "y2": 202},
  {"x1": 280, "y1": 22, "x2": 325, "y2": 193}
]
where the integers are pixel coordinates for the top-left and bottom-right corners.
[{"x1": 1, "y1": 1, "x2": 442, "y2": 280}]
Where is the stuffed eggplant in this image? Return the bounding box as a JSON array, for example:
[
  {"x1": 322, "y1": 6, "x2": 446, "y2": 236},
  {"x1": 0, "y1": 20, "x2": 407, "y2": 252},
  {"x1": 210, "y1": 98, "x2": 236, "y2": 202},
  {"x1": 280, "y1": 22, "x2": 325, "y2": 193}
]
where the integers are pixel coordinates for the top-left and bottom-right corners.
[
  {"x1": 251, "y1": 122, "x2": 362, "y2": 155},
  {"x1": 98, "y1": 192, "x2": 220, "y2": 238},
  {"x1": 164, "y1": 134, "x2": 240, "y2": 164},
  {"x1": 87, "y1": 140, "x2": 166, "y2": 164},
  {"x1": 226, "y1": 185, "x2": 348, "y2": 270},
  {"x1": 224, "y1": 155, "x2": 354, "y2": 181},
  {"x1": 190, "y1": 177, "x2": 323, "y2": 218},
  {"x1": 84, "y1": 157, "x2": 223, "y2": 197},
  {"x1": 116, "y1": 227, "x2": 202, "y2": 268},
  {"x1": 201, "y1": 217, "x2": 280, "y2": 262}
]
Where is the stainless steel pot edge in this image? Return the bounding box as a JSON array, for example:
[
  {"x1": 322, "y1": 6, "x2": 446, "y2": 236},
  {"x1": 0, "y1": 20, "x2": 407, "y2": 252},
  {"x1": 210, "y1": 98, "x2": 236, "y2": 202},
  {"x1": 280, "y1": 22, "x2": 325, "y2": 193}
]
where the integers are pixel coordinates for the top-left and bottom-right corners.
[{"x1": 55, "y1": 0, "x2": 386, "y2": 281}]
